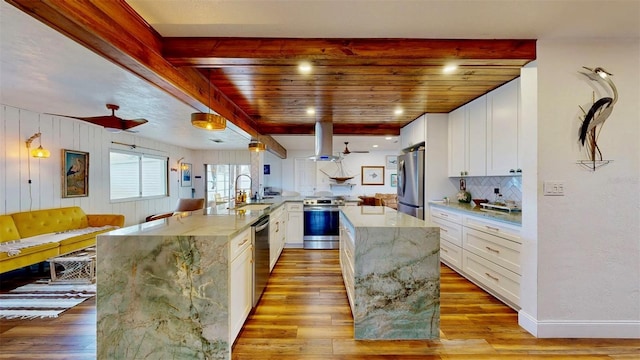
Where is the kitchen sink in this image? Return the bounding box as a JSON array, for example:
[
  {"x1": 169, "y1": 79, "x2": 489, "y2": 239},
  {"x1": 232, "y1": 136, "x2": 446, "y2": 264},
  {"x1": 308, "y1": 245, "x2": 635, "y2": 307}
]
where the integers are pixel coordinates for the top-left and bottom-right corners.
[{"x1": 239, "y1": 204, "x2": 271, "y2": 211}]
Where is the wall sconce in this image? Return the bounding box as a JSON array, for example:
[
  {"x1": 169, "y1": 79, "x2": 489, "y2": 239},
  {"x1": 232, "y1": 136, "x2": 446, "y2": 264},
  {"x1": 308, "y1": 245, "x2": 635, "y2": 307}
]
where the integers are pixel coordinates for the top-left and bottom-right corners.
[
  {"x1": 248, "y1": 139, "x2": 266, "y2": 152},
  {"x1": 171, "y1": 157, "x2": 186, "y2": 172},
  {"x1": 26, "y1": 132, "x2": 50, "y2": 158}
]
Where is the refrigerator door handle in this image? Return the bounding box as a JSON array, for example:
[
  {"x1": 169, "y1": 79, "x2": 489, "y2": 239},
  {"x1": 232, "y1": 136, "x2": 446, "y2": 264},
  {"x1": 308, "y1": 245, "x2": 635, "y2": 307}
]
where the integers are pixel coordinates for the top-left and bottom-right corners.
[{"x1": 398, "y1": 158, "x2": 405, "y2": 197}]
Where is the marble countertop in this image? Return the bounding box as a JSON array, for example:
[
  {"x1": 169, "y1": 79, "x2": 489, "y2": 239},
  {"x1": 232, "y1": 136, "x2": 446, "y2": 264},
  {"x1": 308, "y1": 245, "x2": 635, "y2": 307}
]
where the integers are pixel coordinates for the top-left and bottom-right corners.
[
  {"x1": 105, "y1": 196, "x2": 405, "y2": 241},
  {"x1": 428, "y1": 201, "x2": 521, "y2": 226},
  {"x1": 340, "y1": 206, "x2": 435, "y2": 228},
  {"x1": 106, "y1": 196, "x2": 295, "y2": 238}
]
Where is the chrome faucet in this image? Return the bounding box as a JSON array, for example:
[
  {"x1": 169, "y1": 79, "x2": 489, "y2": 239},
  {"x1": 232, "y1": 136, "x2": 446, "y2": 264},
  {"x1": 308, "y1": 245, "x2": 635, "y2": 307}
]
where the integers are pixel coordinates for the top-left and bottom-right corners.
[{"x1": 234, "y1": 174, "x2": 252, "y2": 203}]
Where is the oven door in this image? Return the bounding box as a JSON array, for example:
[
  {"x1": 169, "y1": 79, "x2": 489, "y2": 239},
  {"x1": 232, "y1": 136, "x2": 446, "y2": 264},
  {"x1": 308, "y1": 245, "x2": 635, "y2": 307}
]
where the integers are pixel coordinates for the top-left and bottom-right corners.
[{"x1": 303, "y1": 206, "x2": 340, "y2": 249}]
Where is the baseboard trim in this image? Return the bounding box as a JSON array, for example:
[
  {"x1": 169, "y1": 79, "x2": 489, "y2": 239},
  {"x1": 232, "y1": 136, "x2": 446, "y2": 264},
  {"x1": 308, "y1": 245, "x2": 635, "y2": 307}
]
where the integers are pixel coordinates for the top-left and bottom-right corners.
[{"x1": 518, "y1": 310, "x2": 640, "y2": 338}]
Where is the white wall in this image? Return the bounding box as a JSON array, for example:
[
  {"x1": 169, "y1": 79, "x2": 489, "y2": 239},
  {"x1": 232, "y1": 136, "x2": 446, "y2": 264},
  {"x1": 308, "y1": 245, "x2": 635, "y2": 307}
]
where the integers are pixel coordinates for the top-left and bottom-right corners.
[
  {"x1": 519, "y1": 39, "x2": 640, "y2": 338},
  {"x1": 0, "y1": 104, "x2": 195, "y2": 225},
  {"x1": 281, "y1": 150, "x2": 401, "y2": 197}
]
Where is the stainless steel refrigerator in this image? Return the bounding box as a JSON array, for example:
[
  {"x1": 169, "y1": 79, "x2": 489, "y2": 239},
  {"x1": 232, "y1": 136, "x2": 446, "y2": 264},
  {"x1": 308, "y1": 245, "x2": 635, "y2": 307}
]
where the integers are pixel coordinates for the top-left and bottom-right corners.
[{"x1": 397, "y1": 148, "x2": 425, "y2": 220}]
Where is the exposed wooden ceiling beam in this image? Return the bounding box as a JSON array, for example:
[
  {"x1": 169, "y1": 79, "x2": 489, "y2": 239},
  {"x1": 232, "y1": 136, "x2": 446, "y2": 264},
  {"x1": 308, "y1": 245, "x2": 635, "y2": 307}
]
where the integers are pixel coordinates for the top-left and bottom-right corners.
[
  {"x1": 6, "y1": 0, "x2": 287, "y2": 159},
  {"x1": 163, "y1": 38, "x2": 536, "y2": 65},
  {"x1": 258, "y1": 122, "x2": 402, "y2": 136}
]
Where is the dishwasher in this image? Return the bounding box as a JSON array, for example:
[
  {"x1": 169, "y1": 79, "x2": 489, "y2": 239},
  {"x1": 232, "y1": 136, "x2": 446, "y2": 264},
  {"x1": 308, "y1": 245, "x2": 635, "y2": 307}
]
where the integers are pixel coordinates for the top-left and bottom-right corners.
[{"x1": 251, "y1": 215, "x2": 269, "y2": 307}]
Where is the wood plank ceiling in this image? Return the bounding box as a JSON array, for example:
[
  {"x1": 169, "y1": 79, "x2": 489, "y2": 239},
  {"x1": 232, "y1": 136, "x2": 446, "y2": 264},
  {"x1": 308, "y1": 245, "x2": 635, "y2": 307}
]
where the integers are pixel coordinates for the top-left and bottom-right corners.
[
  {"x1": 7, "y1": 0, "x2": 536, "y2": 157},
  {"x1": 165, "y1": 38, "x2": 536, "y2": 135}
]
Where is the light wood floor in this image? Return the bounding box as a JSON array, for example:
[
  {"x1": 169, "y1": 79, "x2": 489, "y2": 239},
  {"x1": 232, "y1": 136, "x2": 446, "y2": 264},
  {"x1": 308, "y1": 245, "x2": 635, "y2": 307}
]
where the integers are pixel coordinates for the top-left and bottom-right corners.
[{"x1": 1, "y1": 249, "x2": 638, "y2": 359}]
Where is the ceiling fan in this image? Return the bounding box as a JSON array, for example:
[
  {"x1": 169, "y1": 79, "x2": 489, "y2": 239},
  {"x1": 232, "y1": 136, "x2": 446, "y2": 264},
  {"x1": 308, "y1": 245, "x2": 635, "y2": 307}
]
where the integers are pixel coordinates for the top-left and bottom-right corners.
[
  {"x1": 51, "y1": 104, "x2": 148, "y2": 133},
  {"x1": 342, "y1": 142, "x2": 369, "y2": 155}
]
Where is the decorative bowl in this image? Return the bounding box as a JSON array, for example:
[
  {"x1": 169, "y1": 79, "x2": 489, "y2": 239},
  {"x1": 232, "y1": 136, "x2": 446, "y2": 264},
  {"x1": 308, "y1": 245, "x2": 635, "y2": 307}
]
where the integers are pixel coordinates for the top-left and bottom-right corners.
[{"x1": 472, "y1": 198, "x2": 488, "y2": 207}]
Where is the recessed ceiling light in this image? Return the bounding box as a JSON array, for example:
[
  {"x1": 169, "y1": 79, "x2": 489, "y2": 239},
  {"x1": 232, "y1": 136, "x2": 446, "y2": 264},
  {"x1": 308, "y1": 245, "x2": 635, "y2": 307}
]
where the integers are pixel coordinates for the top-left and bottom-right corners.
[
  {"x1": 372, "y1": 144, "x2": 379, "y2": 148},
  {"x1": 298, "y1": 62, "x2": 312, "y2": 74},
  {"x1": 443, "y1": 64, "x2": 458, "y2": 73},
  {"x1": 394, "y1": 108, "x2": 404, "y2": 115},
  {"x1": 306, "y1": 107, "x2": 315, "y2": 115},
  {"x1": 385, "y1": 136, "x2": 393, "y2": 140}
]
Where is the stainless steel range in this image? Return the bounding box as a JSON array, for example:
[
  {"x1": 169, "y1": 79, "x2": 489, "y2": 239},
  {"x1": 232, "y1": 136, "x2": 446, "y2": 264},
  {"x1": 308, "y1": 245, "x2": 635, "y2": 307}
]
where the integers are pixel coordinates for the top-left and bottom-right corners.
[{"x1": 303, "y1": 197, "x2": 344, "y2": 249}]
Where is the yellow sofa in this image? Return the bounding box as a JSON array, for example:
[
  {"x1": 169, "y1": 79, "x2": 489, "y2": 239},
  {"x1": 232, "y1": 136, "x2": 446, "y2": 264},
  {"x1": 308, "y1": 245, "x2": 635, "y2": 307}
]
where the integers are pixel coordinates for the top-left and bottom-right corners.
[{"x1": 0, "y1": 206, "x2": 124, "y2": 274}]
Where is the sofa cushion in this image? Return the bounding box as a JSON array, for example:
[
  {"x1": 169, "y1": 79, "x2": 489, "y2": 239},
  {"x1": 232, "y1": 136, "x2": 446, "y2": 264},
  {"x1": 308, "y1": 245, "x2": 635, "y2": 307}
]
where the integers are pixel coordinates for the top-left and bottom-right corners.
[
  {"x1": 11, "y1": 207, "x2": 89, "y2": 238},
  {"x1": 0, "y1": 215, "x2": 20, "y2": 243}
]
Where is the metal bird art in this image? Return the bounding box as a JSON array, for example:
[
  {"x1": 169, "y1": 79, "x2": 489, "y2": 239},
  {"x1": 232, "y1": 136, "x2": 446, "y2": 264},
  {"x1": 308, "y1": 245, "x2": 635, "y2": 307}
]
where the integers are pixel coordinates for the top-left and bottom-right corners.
[{"x1": 577, "y1": 66, "x2": 618, "y2": 162}]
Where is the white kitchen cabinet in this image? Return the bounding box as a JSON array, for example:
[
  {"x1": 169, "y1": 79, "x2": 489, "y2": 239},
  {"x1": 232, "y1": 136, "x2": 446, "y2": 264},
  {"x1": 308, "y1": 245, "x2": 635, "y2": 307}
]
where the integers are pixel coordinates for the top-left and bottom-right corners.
[
  {"x1": 339, "y1": 214, "x2": 355, "y2": 314},
  {"x1": 229, "y1": 228, "x2": 252, "y2": 344},
  {"x1": 448, "y1": 106, "x2": 467, "y2": 177},
  {"x1": 269, "y1": 204, "x2": 286, "y2": 271},
  {"x1": 448, "y1": 96, "x2": 487, "y2": 177},
  {"x1": 431, "y1": 215, "x2": 463, "y2": 269},
  {"x1": 429, "y1": 204, "x2": 521, "y2": 309},
  {"x1": 400, "y1": 114, "x2": 426, "y2": 149},
  {"x1": 486, "y1": 78, "x2": 521, "y2": 176},
  {"x1": 430, "y1": 207, "x2": 463, "y2": 270},
  {"x1": 285, "y1": 202, "x2": 303, "y2": 247}
]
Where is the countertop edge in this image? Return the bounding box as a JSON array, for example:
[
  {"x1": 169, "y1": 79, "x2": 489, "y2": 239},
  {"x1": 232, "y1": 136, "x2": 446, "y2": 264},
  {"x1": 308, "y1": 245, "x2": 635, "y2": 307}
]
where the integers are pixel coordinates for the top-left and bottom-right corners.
[{"x1": 428, "y1": 201, "x2": 522, "y2": 226}]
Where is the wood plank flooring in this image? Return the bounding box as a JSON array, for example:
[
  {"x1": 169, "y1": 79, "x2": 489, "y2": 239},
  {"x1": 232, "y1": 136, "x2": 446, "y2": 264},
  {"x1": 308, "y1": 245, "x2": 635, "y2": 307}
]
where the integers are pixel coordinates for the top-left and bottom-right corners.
[{"x1": 1, "y1": 249, "x2": 638, "y2": 359}]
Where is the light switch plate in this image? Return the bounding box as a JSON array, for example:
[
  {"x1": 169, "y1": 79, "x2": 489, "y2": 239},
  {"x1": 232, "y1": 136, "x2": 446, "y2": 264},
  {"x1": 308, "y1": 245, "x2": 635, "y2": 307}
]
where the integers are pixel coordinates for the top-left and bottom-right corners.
[{"x1": 543, "y1": 181, "x2": 565, "y2": 196}]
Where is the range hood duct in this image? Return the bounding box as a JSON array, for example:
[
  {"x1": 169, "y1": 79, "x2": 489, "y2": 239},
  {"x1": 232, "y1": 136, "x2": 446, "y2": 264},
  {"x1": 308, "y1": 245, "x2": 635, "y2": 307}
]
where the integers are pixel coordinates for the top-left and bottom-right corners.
[{"x1": 310, "y1": 121, "x2": 339, "y2": 161}]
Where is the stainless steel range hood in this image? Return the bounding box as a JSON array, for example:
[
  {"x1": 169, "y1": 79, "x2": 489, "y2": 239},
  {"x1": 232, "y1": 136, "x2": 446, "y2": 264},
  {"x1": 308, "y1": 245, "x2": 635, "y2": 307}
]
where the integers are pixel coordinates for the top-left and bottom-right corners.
[{"x1": 309, "y1": 121, "x2": 340, "y2": 161}]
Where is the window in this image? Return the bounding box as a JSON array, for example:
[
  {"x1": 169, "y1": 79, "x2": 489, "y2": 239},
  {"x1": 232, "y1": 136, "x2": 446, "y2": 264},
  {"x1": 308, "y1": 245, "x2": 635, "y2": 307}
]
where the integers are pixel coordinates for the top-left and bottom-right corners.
[
  {"x1": 205, "y1": 164, "x2": 250, "y2": 204},
  {"x1": 110, "y1": 150, "x2": 168, "y2": 201}
]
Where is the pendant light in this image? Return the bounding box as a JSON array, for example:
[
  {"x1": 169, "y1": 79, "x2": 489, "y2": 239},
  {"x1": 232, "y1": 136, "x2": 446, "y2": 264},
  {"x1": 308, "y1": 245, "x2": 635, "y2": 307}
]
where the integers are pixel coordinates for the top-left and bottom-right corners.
[
  {"x1": 248, "y1": 139, "x2": 266, "y2": 152},
  {"x1": 191, "y1": 69, "x2": 226, "y2": 131}
]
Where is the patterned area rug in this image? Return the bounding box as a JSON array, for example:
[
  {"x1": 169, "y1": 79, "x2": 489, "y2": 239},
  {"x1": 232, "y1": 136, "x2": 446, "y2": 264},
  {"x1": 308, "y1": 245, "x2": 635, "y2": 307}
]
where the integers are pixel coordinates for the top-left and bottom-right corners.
[{"x1": 0, "y1": 281, "x2": 95, "y2": 319}]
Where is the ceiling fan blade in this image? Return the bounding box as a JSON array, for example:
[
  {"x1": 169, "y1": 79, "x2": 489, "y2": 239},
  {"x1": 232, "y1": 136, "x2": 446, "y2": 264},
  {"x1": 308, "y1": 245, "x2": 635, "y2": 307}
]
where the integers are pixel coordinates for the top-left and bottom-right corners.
[
  {"x1": 48, "y1": 113, "x2": 147, "y2": 130},
  {"x1": 120, "y1": 118, "x2": 148, "y2": 130}
]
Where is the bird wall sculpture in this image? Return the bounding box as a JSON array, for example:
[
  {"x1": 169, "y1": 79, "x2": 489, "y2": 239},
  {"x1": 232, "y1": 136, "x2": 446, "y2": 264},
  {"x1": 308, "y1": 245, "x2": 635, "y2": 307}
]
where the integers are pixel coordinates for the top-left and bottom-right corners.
[{"x1": 577, "y1": 66, "x2": 618, "y2": 163}]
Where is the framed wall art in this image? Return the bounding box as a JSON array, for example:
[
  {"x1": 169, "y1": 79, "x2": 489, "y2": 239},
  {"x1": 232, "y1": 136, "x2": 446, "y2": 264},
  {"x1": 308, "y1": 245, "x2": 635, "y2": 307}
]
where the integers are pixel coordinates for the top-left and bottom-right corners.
[
  {"x1": 386, "y1": 155, "x2": 398, "y2": 170},
  {"x1": 361, "y1": 166, "x2": 385, "y2": 185},
  {"x1": 390, "y1": 173, "x2": 398, "y2": 187},
  {"x1": 181, "y1": 163, "x2": 192, "y2": 187},
  {"x1": 62, "y1": 149, "x2": 89, "y2": 198}
]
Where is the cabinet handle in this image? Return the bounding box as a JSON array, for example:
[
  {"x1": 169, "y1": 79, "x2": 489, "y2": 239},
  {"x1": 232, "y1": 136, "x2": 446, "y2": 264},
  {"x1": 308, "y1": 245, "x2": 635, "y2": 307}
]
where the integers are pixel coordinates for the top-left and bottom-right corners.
[
  {"x1": 509, "y1": 169, "x2": 515, "y2": 173},
  {"x1": 516, "y1": 169, "x2": 522, "y2": 173},
  {"x1": 485, "y1": 246, "x2": 500, "y2": 254},
  {"x1": 440, "y1": 213, "x2": 448, "y2": 217},
  {"x1": 485, "y1": 272, "x2": 499, "y2": 281},
  {"x1": 485, "y1": 226, "x2": 500, "y2": 232},
  {"x1": 275, "y1": 221, "x2": 279, "y2": 232},
  {"x1": 441, "y1": 248, "x2": 448, "y2": 253},
  {"x1": 238, "y1": 238, "x2": 249, "y2": 247},
  {"x1": 440, "y1": 228, "x2": 448, "y2": 233}
]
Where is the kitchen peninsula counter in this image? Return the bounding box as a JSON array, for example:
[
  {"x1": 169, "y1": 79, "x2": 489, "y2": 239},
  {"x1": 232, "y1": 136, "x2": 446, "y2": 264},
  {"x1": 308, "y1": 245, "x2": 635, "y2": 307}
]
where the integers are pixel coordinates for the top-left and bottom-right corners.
[
  {"x1": 96, "y1": 200, "x2": 291, "y2": 360},
  {"x1": 339, "y1": 206, "x2": 441, "y2": 340}
]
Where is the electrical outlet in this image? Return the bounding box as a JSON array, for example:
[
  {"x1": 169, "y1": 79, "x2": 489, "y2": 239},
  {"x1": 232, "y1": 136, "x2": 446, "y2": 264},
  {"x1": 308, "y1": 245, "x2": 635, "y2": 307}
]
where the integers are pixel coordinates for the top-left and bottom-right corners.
[{"x1": 543, "y1": 181, "x2": 565, "y2": 196}]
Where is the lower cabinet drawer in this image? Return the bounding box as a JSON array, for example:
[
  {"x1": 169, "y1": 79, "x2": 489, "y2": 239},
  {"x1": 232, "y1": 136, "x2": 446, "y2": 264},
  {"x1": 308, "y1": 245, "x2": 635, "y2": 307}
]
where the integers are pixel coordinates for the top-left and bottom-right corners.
[
  {"x1": 440, "y1": 239, "x2": 462, "y2": 270},
  {"x1": 432, "y1": 216, "x2": 463, "y2": 247},
  {"x1": 229, "y1": 228, "x2": 252, "y2": 261},
  {"x1": 462, "y1": 250, "x2": 520, "y2": 307},
  {"x1": 463, "y1": 227, "x2": 521, "y2": 275}
]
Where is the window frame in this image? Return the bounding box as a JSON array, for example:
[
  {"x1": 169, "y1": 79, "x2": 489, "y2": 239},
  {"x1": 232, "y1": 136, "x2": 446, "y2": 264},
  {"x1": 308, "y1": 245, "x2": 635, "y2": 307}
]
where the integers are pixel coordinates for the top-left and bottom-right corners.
[{"x1": 109, "y1": 149, "x2": 169, "y2": 202}]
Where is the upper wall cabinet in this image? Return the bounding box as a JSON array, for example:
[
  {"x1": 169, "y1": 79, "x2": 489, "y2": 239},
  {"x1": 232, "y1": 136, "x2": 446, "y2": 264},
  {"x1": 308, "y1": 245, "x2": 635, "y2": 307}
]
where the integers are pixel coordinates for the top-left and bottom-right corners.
[
  {"x1": 486, "y1": 78, "x2": 521, "y2": 176},
  {"x1": 400, "y1": 114, "x2": 426, "y2": 149},
  {"x1": 448, "y1": 95, "x2": 487, "y2": 177}
]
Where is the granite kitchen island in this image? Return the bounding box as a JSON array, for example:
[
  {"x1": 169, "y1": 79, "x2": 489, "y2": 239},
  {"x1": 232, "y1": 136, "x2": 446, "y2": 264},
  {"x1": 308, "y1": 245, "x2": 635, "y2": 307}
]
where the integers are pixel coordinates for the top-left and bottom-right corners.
[
  {"x1": 95, "y1": 206, "x2": 268, "y2": 360},
  {"x1": 339, "y1": 206, "x2": 441, "y2": 340},
  {"x1": 96, "y1": 200, "x2": 441, "y2": 359}
]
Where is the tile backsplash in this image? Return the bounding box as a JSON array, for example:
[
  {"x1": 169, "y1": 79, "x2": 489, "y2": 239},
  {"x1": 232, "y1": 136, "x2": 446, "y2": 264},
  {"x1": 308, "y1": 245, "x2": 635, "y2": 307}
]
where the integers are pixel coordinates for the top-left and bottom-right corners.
[{"x1": 450, "y1": 176, "x2": 522, "y2": 203}]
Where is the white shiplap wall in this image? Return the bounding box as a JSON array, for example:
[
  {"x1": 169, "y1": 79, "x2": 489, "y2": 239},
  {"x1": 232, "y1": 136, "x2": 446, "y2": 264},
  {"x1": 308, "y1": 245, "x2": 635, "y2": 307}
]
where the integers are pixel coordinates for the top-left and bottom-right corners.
[{"x1": 0, "y1": 104, "x2": 195, "y2": 225}]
